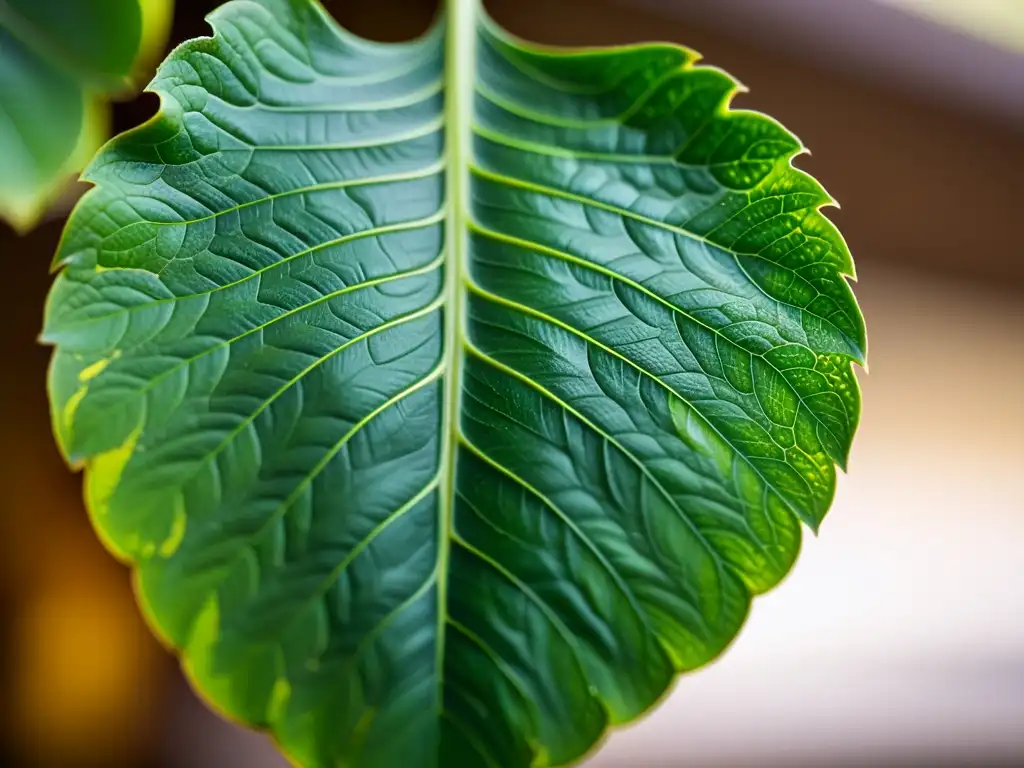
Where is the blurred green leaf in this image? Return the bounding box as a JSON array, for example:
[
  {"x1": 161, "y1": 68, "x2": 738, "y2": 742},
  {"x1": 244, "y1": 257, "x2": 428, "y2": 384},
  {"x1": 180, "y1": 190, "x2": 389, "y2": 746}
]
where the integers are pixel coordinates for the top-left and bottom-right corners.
[
  {"x1": 44, "y1": 0, "x2": 865, "y2": 765},
  {"x1": 0, "y1": 0, "x2": 142, "y2": 88},
  {"x1": 0, "y1": 27, "x2": 105, "y2": 232},
  {"x1": 0, "y1": 0, "x2": 173, "y2": 232}
]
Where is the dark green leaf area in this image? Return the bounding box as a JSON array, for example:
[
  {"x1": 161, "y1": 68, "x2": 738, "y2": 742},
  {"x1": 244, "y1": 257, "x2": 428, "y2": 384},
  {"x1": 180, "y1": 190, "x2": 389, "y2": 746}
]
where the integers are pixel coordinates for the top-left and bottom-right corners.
[{"x1": 43, "y1": 1, "x2": 863, "y2": 766}]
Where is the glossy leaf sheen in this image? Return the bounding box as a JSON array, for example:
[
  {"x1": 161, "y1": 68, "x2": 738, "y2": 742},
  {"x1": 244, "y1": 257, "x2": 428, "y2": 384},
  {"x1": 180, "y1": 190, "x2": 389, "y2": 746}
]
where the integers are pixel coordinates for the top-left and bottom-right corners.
[{"x1": 44, "y1": 0, "x2": 865, "y2": 765}]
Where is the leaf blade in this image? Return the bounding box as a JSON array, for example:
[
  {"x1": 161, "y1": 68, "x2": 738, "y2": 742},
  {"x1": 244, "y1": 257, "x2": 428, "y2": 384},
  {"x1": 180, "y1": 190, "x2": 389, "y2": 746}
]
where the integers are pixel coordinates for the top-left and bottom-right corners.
[{"x1": 44, "y1": 1, "x2": 864, "y2": 766}]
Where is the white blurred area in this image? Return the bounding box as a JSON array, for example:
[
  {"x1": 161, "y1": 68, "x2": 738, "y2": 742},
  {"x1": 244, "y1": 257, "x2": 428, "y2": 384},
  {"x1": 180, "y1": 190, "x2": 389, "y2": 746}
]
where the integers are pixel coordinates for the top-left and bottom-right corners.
[{"x1": 166, "y1": 264, "x2": 1024, "y2": 767}]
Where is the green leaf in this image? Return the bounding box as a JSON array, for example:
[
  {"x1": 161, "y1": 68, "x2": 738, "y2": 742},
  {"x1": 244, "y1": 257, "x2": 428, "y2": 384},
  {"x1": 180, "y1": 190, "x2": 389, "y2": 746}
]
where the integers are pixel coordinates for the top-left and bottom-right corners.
[
  {"x1": 0, "y1": 26, "x2": 106, "y2": 232},
  {"x1": 0, "y1": 0, "x2": 174, "y2": 231},
  {"x1": 44, "y1": 0, "x2": 866, "y2": 765},
  {"x1": 0, "y1": 0, "x2": 142, "y2": 87}
]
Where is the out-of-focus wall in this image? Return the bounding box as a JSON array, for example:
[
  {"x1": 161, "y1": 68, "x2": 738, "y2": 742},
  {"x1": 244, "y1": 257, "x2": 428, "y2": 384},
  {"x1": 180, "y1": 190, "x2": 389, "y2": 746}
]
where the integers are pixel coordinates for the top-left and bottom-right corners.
[{"x1": 0, "y1": 0, "x2": 1020, "y2": 766}]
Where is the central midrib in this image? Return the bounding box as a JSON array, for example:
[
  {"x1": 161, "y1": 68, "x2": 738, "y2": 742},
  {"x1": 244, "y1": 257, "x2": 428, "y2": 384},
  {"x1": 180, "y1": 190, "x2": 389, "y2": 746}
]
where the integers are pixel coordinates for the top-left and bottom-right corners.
[{"x1": 436, "y1": 0, "x2": 476, "y2": 718}]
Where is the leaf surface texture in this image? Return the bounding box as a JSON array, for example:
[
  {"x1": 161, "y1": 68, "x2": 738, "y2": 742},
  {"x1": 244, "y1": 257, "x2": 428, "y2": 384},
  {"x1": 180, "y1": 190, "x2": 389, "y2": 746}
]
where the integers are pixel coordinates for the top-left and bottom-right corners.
[{"x1": 45, "y1": 0, "x2": 865, "y2": 765}]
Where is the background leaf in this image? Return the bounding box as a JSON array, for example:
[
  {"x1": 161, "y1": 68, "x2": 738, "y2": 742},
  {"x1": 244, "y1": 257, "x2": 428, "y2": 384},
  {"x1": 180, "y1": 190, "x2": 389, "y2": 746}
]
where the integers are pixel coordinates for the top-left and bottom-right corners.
[
  {"x1": 45, "y1": 0, "x2": 865, "y2": 765},
  {"x1": 0, "y1": 0, "x2": 142, "y2": 88},
  {"x1": 0, "y1": 0, "x2": 174, "y2": 231},
  {"x1": 0, "y1": 27, "x2": 102, "y2": 232}
]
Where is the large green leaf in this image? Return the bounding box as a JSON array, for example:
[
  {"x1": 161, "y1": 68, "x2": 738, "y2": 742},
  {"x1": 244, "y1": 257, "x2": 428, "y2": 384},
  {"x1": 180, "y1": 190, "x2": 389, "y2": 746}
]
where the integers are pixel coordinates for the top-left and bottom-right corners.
[{"x1": 44, "y1": 0, "x2": 866, "y2": 765}]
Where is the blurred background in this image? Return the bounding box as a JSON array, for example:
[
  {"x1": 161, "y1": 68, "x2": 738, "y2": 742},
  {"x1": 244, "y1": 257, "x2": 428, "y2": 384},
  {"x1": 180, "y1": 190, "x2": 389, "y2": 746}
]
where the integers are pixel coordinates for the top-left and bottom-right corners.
[{"x1": 0, "y1": 0, "x2": 1021, "y2": 765}]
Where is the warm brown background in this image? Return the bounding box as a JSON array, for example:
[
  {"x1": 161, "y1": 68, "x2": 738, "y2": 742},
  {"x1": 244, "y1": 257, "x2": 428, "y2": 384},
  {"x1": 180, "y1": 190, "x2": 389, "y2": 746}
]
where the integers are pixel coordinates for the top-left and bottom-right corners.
[{"x1": 1, "y1": 1, "x2": 1021, "y2": 766}]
